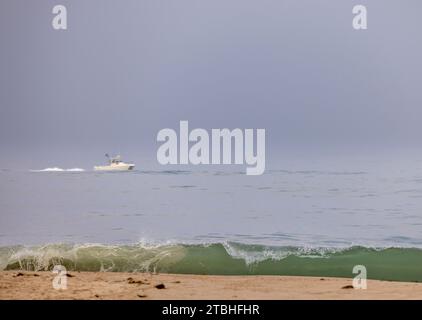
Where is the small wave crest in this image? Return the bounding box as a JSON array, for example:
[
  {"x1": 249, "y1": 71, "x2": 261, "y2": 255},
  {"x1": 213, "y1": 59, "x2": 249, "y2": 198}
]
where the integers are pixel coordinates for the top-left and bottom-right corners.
[
  {"x1": 222, "y1": 242, "x2": 342, "y2": 264},
  {"x1": 30, "y1": 168, "x2": 85, "y2": 172}
]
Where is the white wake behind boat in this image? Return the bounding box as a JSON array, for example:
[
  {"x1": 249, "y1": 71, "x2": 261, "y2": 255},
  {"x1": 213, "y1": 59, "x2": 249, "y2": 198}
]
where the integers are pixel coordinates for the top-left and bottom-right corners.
[{"x1": 94, "y1": 154, "x2": 135, "y2": 171}]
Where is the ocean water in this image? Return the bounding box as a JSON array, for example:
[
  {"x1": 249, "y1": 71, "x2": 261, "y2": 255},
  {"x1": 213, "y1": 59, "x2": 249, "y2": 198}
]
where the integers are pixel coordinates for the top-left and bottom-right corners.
[{"x1": 1, "y1": 162, "x2": 422, "y2": 281}]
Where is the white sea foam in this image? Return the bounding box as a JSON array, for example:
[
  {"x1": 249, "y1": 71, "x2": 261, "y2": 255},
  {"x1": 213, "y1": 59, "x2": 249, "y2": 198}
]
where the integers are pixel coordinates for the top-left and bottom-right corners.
[
  {"x1": 31, "y1": 167, "x2": 64, "y2": 172},
  {"x1": 221, "y1": 241, "x2": 344, "y2": 265},
  {"x1": 31, "y1": 167, "x2": 85, "y2": 172}
]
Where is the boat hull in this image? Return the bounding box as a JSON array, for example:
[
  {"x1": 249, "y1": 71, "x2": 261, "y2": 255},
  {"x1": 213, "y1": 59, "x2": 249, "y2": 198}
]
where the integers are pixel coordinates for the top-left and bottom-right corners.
[{"x1": 94, "y1": 164, "x2": 135, "y2": 171}]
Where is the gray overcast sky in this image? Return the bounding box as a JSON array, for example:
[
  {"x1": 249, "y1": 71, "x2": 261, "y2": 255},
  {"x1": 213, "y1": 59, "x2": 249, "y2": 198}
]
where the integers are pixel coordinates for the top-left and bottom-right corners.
[{"x1": 1, "y1": 1, "x2": 421, "y2": 169}]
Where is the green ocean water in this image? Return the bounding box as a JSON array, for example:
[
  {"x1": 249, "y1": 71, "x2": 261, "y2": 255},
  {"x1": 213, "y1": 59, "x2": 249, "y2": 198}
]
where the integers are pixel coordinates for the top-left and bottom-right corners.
[{"x1": 2, "y1": 242, "x2": 422, "y2": 282}]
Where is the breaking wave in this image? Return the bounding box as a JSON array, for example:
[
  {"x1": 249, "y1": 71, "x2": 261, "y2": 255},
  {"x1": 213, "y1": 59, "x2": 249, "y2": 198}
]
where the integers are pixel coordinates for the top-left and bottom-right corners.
[{"x1": 1, "y1": 242, "x2": 422, "y2": 282}]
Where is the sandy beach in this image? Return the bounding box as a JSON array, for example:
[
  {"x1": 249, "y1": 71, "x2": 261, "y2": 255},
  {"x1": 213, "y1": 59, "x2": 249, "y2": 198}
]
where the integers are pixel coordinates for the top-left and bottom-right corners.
[{"x1": 1, "y1": 271, "x2": 422, "y2": 300}]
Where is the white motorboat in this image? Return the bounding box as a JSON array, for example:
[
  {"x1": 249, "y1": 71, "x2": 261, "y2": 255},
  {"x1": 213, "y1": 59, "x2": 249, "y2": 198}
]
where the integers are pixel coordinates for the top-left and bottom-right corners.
[{"x1": 94, "y1": 154, "x2": 135, "y2": 171}]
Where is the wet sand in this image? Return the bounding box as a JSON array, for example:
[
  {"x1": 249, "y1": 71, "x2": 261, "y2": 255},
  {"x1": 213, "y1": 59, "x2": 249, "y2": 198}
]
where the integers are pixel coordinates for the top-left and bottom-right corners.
[{"x1": 1, "y1": 271, "x2": 422, "y2": 300}]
